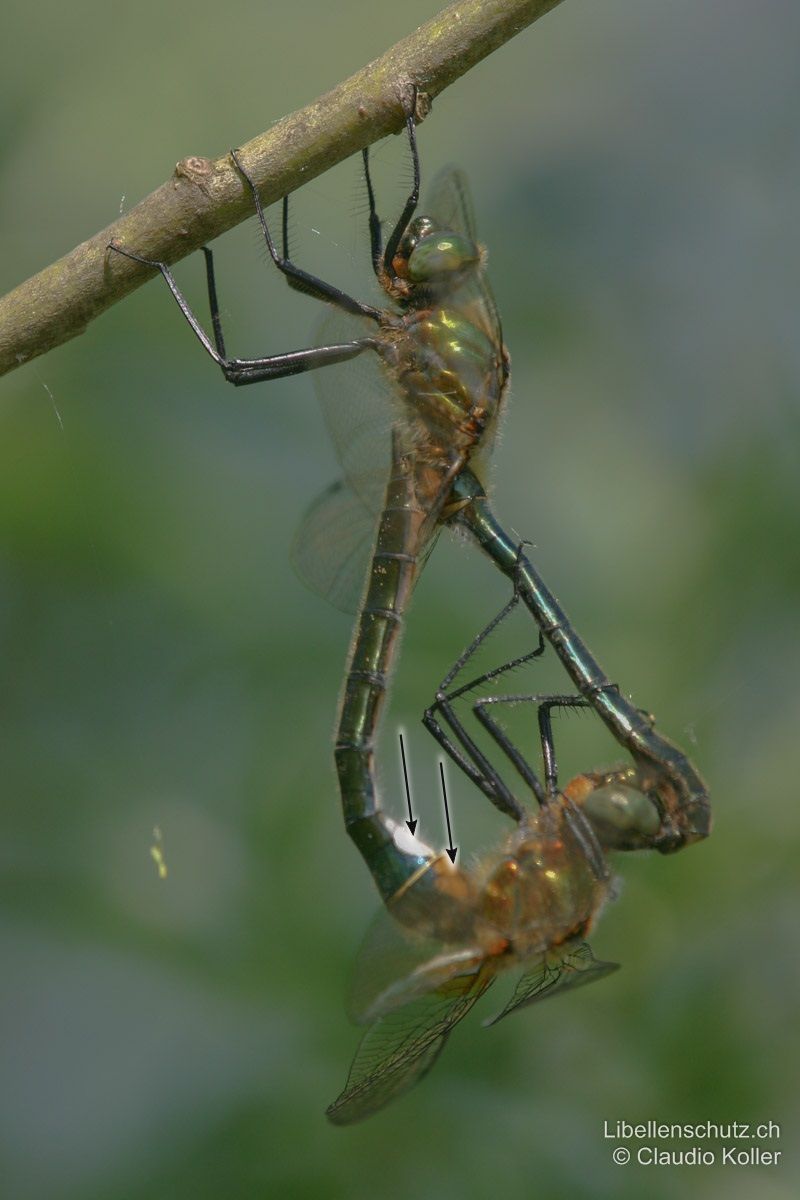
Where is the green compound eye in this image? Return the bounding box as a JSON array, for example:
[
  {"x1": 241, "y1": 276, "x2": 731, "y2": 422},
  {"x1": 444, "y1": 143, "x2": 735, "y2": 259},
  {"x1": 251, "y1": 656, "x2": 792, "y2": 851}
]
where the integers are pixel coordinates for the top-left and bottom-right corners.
[
  {"x1": 407, "y1": 231, "x2": 479, "y2": 282},
  {"x1": 581, "y1": 784, "x2": 662, "y2": 849}
]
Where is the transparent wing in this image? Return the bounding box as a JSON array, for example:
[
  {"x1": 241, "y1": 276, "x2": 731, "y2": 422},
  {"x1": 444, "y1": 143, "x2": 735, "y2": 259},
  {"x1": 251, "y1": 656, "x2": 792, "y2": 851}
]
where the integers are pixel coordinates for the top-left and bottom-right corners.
[
  {"x1": 425, "y1": 166, "x2": 478, "y2": 240},
  {"x1": 290, "y1": 479, "x2": 379, "y2": 614},
  {"x1": 326, "y1": 967, "x2": 494, "y2": 1126},
  {"x1": 291, "y1": 477, "x2": 441, "y2": 614},
  {"x1": 347, "y1": 880, "x2": 483, "y2": 1026},
  {"x1": 485, "y1": 941, "x2": 619, "y2": 1027},
  {"x1": 313, "y1": 306, "x2": 399, "y2": 513},
  {"x1": 291, "y1": 306, "x2": 400, "y2": 610},
  {"x1": 347, "y1": 904, "x2": 444, "y2": 1026}
]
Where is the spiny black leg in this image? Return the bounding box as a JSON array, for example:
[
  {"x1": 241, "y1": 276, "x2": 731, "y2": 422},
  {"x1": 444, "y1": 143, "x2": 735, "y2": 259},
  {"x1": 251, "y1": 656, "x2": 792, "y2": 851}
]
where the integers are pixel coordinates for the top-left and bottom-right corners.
[
  {"x1": 429, "y1": 585, "x2": 544, "y2": 710},
  {"x1": 444, "y1": 635, "x2": 545, "y2": 707},
  {"x1": 281, "y1": 189, "x2": 356, "y2": 313},
  {"x1": 474, "y1": 691, "x2": 607, "y2": 878},
  {"x1": 425, "y1": 590, "x2": 542, "y2": 733},
  {"x1": 473, "y1": 692, "x2": 589, "y2": 803},
  {"x1": 423, "y1": 699, "x2": 527, "y2": 823},
  {"x1": 438, "y1": 593, "x2": 518, "y2": 694},
  {"x1": 281, "y1": 195, "x2": 290, "y2": 260},
  {"x1": 229, "y1": 148, "x2": 383, "y2": 323},
  {"x1": 216, "y1": 339, "x2": 372, "y2": 385},
  {"x1": 382, "y1": 98, "x2": 421, "y2": 277},
  {"x1": 471, "y1": 696, "x2": 546, "y2": 803},
  {"x1": 108, "y1": 241, "x2": 374, "y2": 384},
  {"x1": 201, "y1": 247, "x2": 226, "y2": 359},
  {"x1": 457, "y1": 549, "x2": 544, "y2": 696},
  {"x1": 422, "y1": 589, "x2": 545, "y2": 822},
  {"x1": 109, "y1": 243, "x2": 230, "y2": 368},
  {"x1": 534, "y1": 695, "x2": 608, "y2": 877},
  {"x1": 362, "y1": 147, "x2": 383, "y2": 276},
  {"x1": 537, "y1": 696, "x2": 590, "y2": 798}
]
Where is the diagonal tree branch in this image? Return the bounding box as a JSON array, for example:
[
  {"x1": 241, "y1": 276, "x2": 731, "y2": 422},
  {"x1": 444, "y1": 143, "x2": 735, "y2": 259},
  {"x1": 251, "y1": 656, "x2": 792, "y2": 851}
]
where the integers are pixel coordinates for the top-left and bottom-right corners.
[{"x1": 0, "y1": 0, "x2": 564, "y2": 379}]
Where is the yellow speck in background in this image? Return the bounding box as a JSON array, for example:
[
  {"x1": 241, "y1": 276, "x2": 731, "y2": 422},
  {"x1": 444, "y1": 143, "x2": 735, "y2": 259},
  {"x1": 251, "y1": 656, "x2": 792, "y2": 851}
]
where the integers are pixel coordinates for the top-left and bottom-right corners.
[{"x1": 149, "y1": 826, "x2": 168, "y2": 880}]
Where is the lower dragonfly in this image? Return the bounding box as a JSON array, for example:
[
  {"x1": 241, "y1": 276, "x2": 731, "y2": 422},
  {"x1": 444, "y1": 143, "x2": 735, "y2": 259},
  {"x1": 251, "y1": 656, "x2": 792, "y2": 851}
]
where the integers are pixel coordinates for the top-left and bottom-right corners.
[{"x1": 326, "y1": 602, "x2": 666, "y2": 1124}]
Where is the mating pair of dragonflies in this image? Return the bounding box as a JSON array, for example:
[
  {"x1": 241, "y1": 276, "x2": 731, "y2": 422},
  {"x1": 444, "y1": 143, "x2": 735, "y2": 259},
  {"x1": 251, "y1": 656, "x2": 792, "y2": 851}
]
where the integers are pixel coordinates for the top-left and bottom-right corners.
[{"x1": 110, "y1": 93, "x2": 710, "y2": 1124}]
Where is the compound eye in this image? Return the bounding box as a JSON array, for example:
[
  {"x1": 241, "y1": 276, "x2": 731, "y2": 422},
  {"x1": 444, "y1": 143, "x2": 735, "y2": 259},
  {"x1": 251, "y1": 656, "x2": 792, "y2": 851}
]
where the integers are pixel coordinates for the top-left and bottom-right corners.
[
  {"x1": 406, "y1": 231, "x2": 479, "y2": 282},
  {"x1": 581, "y1": 784, "x2": 662, "y2": 849}
]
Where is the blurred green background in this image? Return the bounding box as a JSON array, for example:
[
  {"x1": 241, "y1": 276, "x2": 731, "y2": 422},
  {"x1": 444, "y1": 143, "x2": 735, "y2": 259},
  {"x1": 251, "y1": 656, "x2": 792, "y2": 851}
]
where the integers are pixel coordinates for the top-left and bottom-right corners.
[{"x1": 1, "y1": 1, "x2": 798, "y2": 1197}]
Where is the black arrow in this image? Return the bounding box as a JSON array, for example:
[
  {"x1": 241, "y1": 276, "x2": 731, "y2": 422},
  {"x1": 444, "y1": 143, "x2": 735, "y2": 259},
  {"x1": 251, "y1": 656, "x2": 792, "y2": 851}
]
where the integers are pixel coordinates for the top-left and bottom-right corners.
[
  {"x1": 399, "y1": 733, "x2": 417, "y2": 835},
  {"x1": 439, "y1": 761, "x2": 457, "y2": 864}
]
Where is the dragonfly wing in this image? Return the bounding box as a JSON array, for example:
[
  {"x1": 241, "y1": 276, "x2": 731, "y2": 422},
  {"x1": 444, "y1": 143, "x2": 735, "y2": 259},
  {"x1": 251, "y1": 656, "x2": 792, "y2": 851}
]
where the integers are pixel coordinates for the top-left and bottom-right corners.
[
  {"x1": 361, "y1": 947, "x2": 489, "y2": 1022},
  {"x1": 425, "y1": 166, "x2": 478, "y2": 241},
  {"x1": 347, "y1": 894, "x2": 482, "y2": 1024},
  {"x1": 290, "y1": 455, "x2": 440, "y2": 616},
  {"x1": 313, "y1": 306, "x2": 398, "y2": 513},
  {"x1": 327, "y1": 967, "x2": 494, "y2": 1126},
  {"x1": 416, "y1": 524, "x2": 441, "y2": 580},
  {"x1": 290, "y1": 479, "x2": 379, "y2": 614},
  {"x1": 348, "y1": 905, "x2": 443, "y2": 1026},
  {"x1": 485, "y1": 941, "x2": 619, "y2": 1027}
]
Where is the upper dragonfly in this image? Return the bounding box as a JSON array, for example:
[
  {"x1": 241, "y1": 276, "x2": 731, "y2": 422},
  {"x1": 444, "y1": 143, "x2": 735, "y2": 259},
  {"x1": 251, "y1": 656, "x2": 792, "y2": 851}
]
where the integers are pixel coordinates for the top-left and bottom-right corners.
[
  {"x1": 110, "y1": 97, "x2": 508, "y2": 907},
  {"x1": 108, "y1": 95, "x2": 709, "y2": 914}
]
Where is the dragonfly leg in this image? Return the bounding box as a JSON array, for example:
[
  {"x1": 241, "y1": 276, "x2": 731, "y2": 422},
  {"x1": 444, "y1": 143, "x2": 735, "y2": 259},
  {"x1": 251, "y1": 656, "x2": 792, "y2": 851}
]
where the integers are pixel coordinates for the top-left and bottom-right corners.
[
  {"x1": 361, "y1": 146, "x2": 383, "y2": 277},
  {"x1": 381, "y1": 93, "x2": 421, "y2": 278},
  {"x1": 436, "y1": 563, "x2": 545, "y2": 701},
  {"x1": 473, "y1": 693, "x2": 589, "y2": 801},
  {"x1": 198, "y1": 246, "x2": 227, "y2": 359},
  {"x1": 449, "y1": 468, "x2": 711, "y2": 852},
  {"x1": 537, "y1": 695, "x2": 590, "y2": 797},
  {"x1": 472, "y1": 690, "x2": 610, "y2": 877},
  {"x1": 362, "y1": 89, "x2": 421, "y2": 282},
  {"x1": 200, "y1": 243, "x2": 374, "y2": 383},
  {"x1": 424, "y1": 693, "x2": 530, "y2": 821},
  {"x1": 107, "y1": 242, "x2": 376, "y2": 384},
  {"x1": 229, "y1": 149, "x2": 383, "y2": 322},
  {"x1": 214, "y1": 340, "x2": 374, "y2": 385},
  {"x1": 423, "y1": 593, "x2": 546, "y2": 821}
]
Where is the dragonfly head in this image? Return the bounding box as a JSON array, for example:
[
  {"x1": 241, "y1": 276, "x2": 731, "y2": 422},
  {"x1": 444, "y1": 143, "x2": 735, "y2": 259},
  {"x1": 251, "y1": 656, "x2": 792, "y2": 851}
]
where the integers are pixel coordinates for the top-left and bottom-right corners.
[
  {"x1": 563, "y1": 767, "x2": 712, "y2": 853},
  {"x1": 563, "y1": 770, "x2": 664, "y2": 851},
  {"x1": 393, "y1": 216, "x2": 481, "y2": 289},
  {"x1": 580, "y1": 782, "x2": 663, "y2": 851}
]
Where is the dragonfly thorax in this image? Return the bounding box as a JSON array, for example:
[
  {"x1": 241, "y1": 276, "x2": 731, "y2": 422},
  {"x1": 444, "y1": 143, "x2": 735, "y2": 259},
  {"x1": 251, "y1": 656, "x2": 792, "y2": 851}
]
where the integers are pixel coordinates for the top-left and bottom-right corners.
[
  {"x1": 477, "y1": 808, "x2": 611, "y2": 962},
  {"x1": 374, "y1": 304, "x2": 504, "y2": 481}
]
